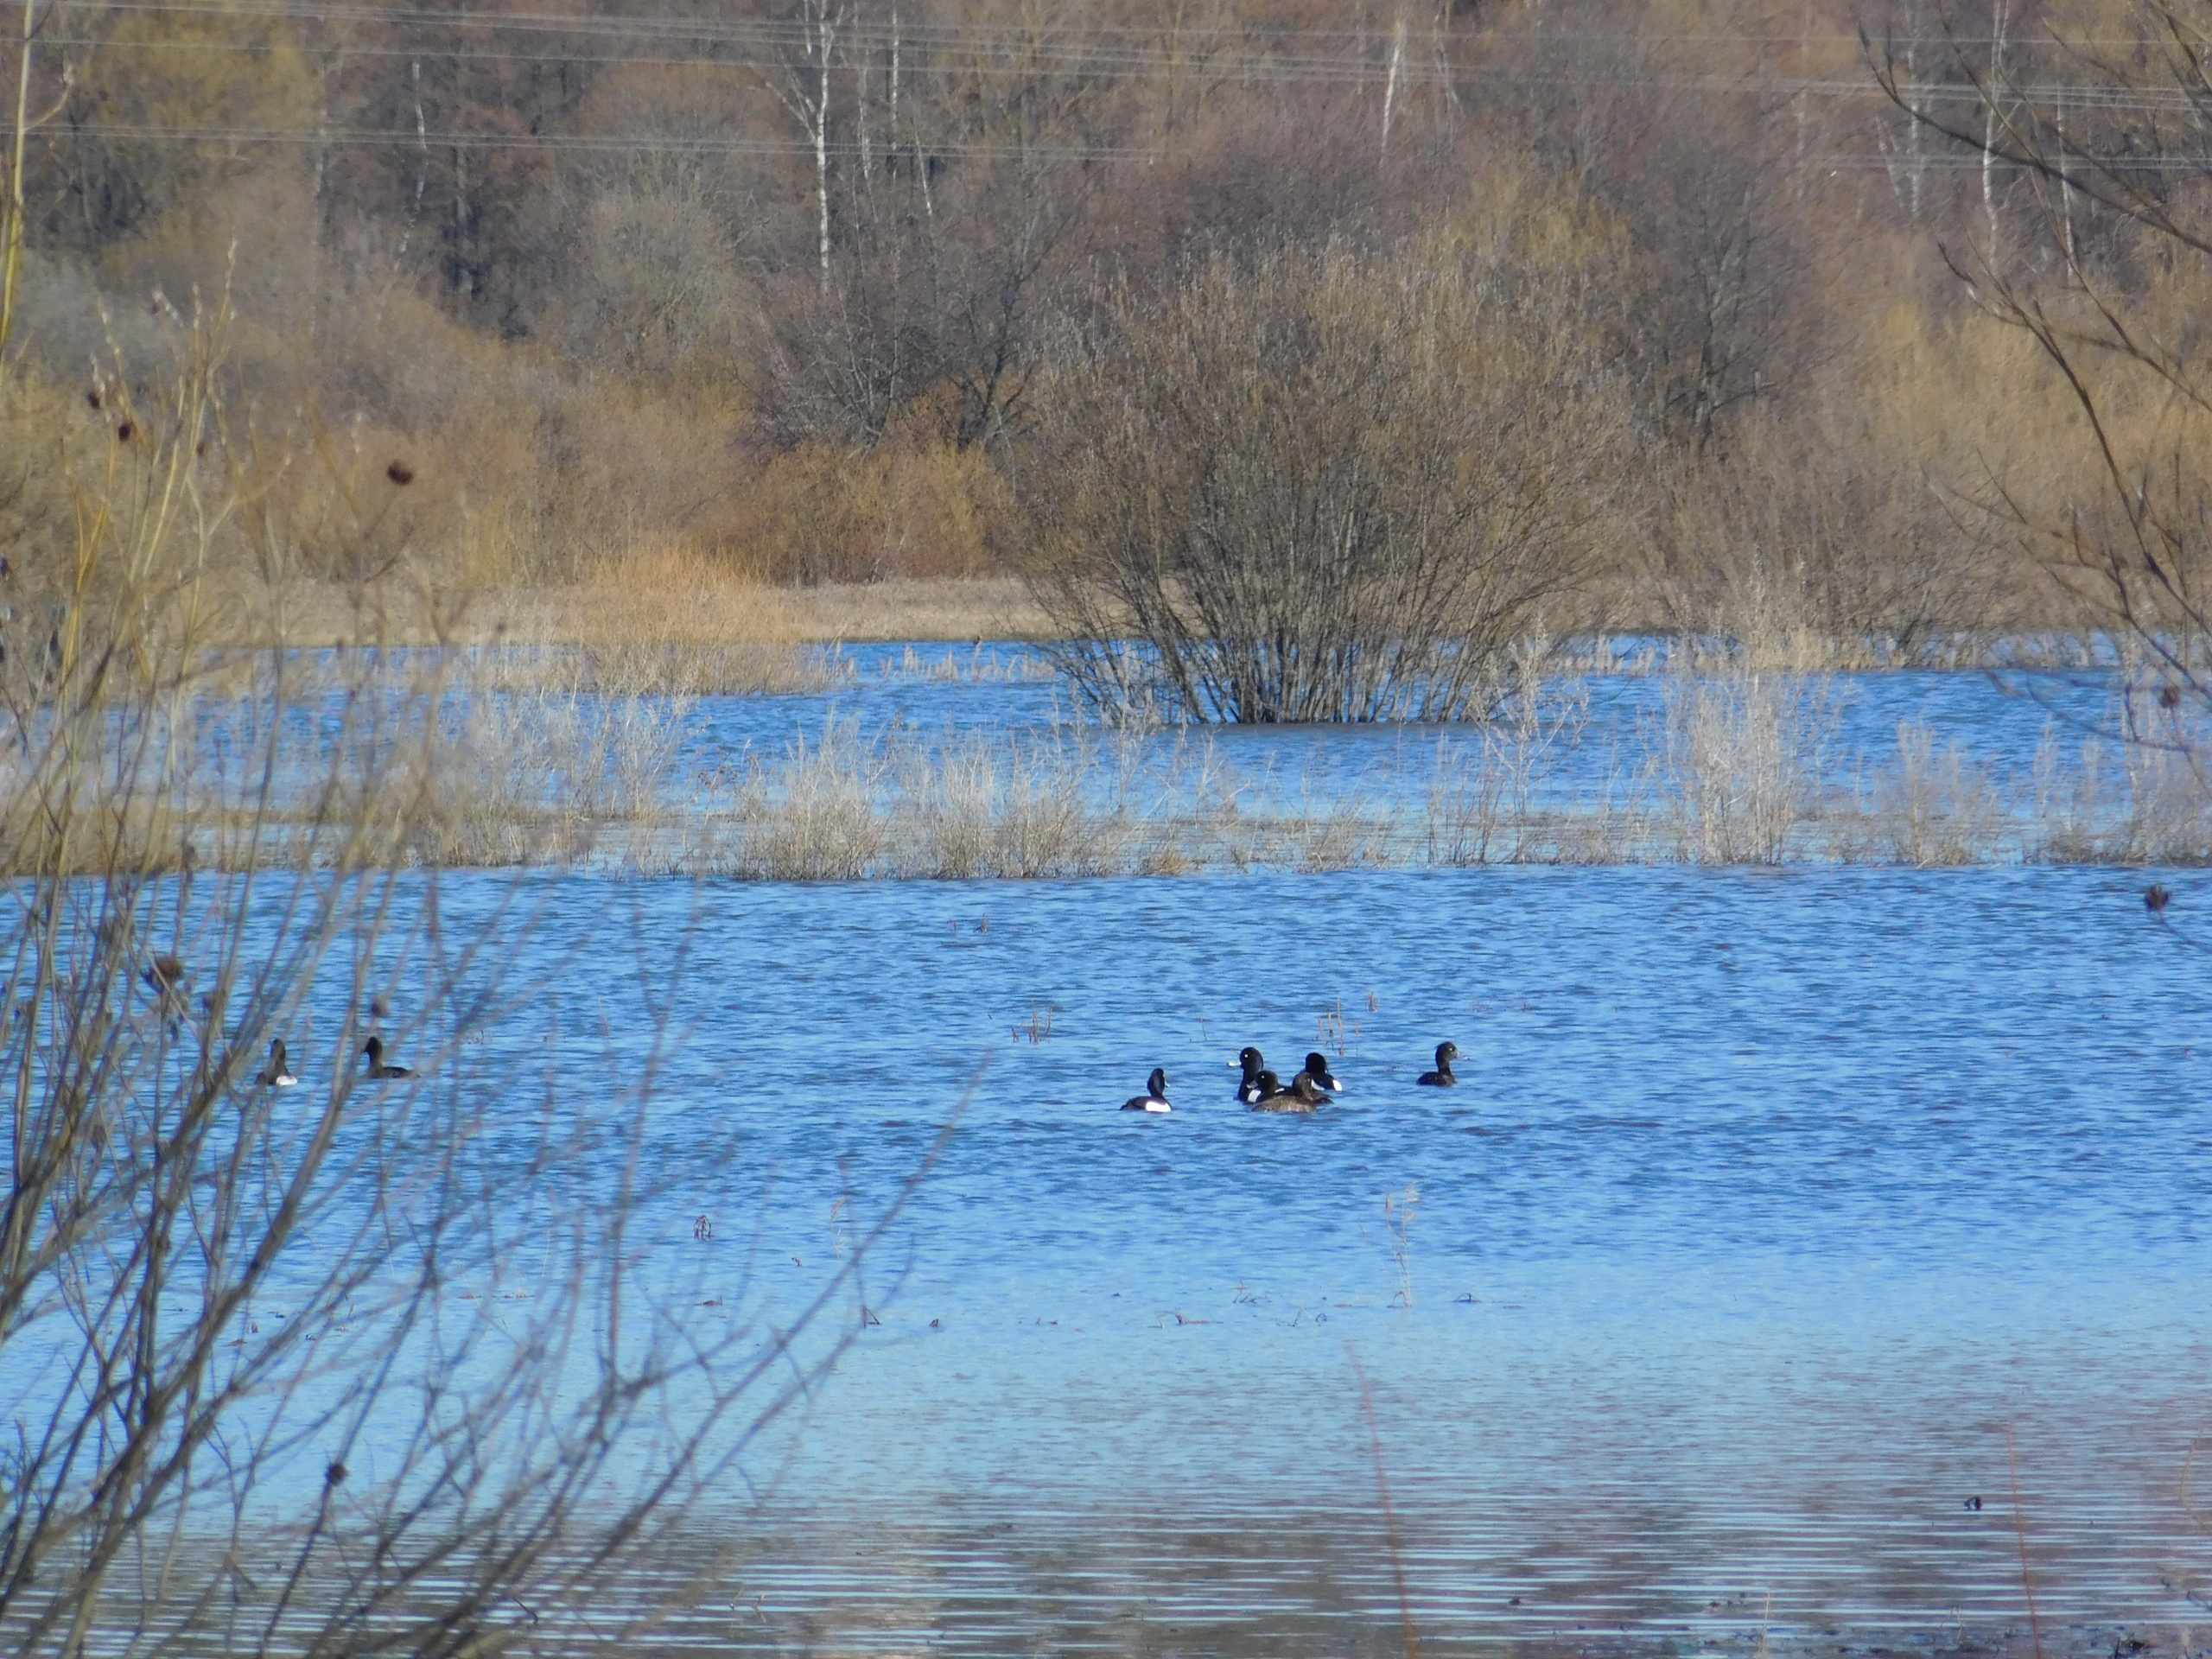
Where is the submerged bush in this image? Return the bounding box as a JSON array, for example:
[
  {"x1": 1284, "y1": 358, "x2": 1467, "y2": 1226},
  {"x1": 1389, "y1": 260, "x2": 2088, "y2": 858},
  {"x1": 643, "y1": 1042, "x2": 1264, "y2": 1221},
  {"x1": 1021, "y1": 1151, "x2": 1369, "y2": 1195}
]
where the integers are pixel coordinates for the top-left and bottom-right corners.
[{"x1": 1028, "y1": 213, "x2": 1632, "y2": 723}]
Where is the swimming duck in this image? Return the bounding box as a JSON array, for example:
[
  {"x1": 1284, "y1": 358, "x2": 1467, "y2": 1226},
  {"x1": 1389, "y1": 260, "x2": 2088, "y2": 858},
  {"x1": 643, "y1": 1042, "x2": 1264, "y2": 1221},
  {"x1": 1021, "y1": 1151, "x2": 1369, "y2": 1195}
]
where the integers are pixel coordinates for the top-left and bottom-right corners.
[
  {"x1": 255, "y1": 1038, "x2": 298, "y2": 1087},
  {"x1": 1250, "y1": 1071, "x2": 1329, "y2": 1114},
  {"x1": 1301, "y1": 1052, "x2": 1344, "y2": 1093},
  {"x1": 1415, "y1": 1041, "x2": 1459, "y2": 1087},
  {"x1": 1235, "y1": 1046, "x2": 1267, "y2": 1104},
  {"x1": 1121, "y1": 1067, "x2": 1172, "y2": 1113},
  {"x1": 362, "y1": 1036, "x2": 413, "y2": 1079}
]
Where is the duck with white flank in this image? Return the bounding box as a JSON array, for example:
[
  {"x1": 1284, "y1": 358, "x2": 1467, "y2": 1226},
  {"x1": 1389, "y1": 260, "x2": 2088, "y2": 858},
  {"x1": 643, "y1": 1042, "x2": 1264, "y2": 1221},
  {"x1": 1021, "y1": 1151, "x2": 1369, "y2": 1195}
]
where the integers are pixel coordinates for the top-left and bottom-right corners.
[
  {"x1": 1300, "y1": 1052, "x2": 1344, "y2": 1093},
  {"x1": 1235, "y1": 1046, "x2": 1268, "y2": 1104},
  {"x1": 362, "y1": 1036, "x2": 413, "y2": 1079},
  {"x1": 255, "y1": 1038, "x2": 298, "y2": 1087},
  {"x1": 1250, "y1": 1071, "x2": 1330, "y2": 1114},
  {"x1": 1415, "y1": 1041, "x2": 1459, "y2": 1087},
  {"x1": 1121, "y1": 1067, "x2": 1172, "y2": 1113}
]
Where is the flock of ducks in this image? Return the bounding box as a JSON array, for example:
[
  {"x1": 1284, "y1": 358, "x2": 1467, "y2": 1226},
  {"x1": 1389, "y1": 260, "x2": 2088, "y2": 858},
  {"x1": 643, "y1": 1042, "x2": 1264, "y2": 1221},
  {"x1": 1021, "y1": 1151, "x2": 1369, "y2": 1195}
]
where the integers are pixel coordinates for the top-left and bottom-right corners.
[
  {"x1": 138, "y1": 954, "x2": 414, "y2": 1088},
  {"x1": 1121, "y1": 1040, "x2": 1459, "y2": 1115},
  {"x1": 250, "y1": 1035, "x2": 413, "y2": 1086}
]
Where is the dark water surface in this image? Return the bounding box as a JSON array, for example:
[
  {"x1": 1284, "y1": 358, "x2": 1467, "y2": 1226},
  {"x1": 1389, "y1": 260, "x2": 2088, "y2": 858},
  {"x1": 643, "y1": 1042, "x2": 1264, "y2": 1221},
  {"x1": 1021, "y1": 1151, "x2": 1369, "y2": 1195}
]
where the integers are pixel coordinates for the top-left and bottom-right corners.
[{"x1": 424, "y1": 861, "x2": 2212, "y2": 1649}]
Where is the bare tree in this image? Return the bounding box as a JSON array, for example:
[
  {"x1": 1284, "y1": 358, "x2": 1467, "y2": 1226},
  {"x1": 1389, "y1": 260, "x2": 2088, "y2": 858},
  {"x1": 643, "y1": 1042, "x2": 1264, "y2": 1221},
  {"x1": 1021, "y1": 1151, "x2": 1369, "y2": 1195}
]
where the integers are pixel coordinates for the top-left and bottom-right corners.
[
  {"x1": 0, "y1": 0, "x2": 69, "y2": 368},
  {"x1": 766, "y1": 0, "x2": 847, "y2": 293},
  {"x1": 0, "y1": 307, "x2": 929, "y2": 1656},
  {"x1": 1870, "y1": 0, "x2": 2212, "y2": 719},
  {"x1": 1493, "y1": 6, "x2": 1815, "y2": 452},
  {"x1": 756, "y1": 0, "x2": 1099, "y2": 454},
  {"x1": 1028, "y1": 230, "x2": 1631, "y2": 723}
]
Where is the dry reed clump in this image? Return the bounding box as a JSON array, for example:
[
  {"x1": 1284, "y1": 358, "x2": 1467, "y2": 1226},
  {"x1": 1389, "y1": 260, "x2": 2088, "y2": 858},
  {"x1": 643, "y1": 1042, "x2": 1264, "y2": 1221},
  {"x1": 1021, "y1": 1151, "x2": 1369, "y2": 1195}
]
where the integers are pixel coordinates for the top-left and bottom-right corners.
[
  {"x1": 698, "y1": 720, "x2": 1146, "y2": 880},
  {"x1": 715, "y1": 719, "x2": 892, "y2": 880},
  {"x1": 1658, "y1": 656, "x2": 1840, "y2": 865},
  {"x1": 898, "y1": 732, "x2": 1133, "y2": 879},
  {"x1": 1423, "y1": 651, "x2": 1611, "y2": 864},
  {"x1": 407, "y1": 681, "x2": 692, "y2": 868},
  {"x1": 0, "y1": 651, "x2": 699, "y2": 877},
  {"x1": 268, "y1": 646, "x2": 698, "y2": 871},
  {"x1": 255, "y1": 649, "x2": 2212, "y2": 879},
  {"x1": 662, "y1": 662, "x2": 2212, "y2": 881},
  {"x1": 690, "y1": 718, "x2": 1445, "y2": 880},
  {"x1": 1855, "y1": 721, "x2": 2011, "y2": 867},
  {"x1": 468, "y1": 545, "x2": 836, "y2": 695},
  {"x1": 2111, "y1": 743, "x2": 2212, "y2": 866}
]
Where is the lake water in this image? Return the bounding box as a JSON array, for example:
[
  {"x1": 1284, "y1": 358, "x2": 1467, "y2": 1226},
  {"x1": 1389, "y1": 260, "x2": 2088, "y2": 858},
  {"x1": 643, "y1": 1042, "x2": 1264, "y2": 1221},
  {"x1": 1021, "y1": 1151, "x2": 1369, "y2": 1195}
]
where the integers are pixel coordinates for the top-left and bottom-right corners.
[
  {"x1": 20, "y1": 648, "x2": 2212, "y2": 1653},
  {"x1": 679, "y1": 641, "x2": 2119, "y2": 804},
  {"x1": 437, "y1": 852, "x2": 2208, "y2": 1653}
]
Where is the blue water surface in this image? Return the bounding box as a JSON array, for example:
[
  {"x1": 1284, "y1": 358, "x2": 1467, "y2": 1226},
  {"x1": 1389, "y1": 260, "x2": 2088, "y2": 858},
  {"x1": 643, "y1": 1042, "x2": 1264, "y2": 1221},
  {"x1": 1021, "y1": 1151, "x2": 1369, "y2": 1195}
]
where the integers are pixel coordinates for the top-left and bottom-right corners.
[{"x1": 413, "y1": 858, "x2": 2212, "y2": 1644}]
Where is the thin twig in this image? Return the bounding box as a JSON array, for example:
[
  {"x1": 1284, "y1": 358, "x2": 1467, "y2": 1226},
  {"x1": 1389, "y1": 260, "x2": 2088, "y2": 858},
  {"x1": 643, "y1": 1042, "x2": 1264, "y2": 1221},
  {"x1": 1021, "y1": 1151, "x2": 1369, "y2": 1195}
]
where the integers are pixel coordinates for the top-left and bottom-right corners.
[{"x1": 1348, "y1": 1344, "x2": 1421, "y2": 1659}]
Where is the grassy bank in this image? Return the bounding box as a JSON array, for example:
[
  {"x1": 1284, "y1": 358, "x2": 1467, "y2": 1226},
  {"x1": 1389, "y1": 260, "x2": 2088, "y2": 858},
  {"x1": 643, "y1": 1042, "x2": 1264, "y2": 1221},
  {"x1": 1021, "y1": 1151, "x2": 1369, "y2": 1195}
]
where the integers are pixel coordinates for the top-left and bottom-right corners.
[{"x1": 232, "y1": 567, "x2": 1051, "y2": 652}]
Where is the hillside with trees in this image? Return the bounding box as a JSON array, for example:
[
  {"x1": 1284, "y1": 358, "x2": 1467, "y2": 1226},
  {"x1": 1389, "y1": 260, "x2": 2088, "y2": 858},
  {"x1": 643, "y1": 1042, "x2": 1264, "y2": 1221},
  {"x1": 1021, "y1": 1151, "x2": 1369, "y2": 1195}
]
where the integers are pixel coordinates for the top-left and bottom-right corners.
[{"x1": 0, "y1": 1, "x2": 2196, "y2": 656}]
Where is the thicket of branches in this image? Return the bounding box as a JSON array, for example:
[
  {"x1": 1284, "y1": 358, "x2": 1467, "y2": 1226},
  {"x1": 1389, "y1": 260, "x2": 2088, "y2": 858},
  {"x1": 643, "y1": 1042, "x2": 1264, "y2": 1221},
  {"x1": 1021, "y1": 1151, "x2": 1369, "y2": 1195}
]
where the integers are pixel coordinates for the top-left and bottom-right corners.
[
  {"x1": 1033, "y1": 211, "x2": 1630, "y2": 721},
  {"x1": 1874, "y1": 0, "x2": 2212, "y2": 723},
  {"x1": 0, "y1": 0, "x2": 2107, "y2": 628},
  {"x1": 0, "y1": 313, "x2": 920, "y2": 1656}
]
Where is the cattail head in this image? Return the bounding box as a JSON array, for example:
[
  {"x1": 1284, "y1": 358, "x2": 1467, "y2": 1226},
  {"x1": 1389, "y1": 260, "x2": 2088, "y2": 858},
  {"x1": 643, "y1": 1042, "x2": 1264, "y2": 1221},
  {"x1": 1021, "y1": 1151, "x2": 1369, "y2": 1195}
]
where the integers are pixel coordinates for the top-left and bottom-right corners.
[
  {"x1": 386, "y1": 461, "x2": 415, "y2": 486},
  {"x1": 115, "y1": 421, "x2": 134, "y2": 443},
  {"x1": 86, "y1": 389, "x2": 101, "y2": 410}
]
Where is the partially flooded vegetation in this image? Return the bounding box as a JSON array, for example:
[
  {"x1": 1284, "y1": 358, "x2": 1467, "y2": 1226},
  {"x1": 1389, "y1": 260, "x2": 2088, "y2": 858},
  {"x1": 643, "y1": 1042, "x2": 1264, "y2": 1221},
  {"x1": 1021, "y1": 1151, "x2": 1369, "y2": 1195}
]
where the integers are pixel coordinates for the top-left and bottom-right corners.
[{"x1": 11, "y1": 1, "x2": 2212, "y2": 1654}]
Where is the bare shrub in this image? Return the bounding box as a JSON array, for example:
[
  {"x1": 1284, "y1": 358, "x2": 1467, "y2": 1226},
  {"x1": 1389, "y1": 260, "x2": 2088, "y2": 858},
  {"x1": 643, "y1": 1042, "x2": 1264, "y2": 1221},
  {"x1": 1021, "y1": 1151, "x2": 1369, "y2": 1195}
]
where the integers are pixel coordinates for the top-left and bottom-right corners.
[
  {"x1": 2117, "y1": 746, "x2": 2212, "y2": 865},
  {"x1": 1661, "y1": 658, "x2": 1837, "y2": 864},
  {"x1": 1424, "y1": 648, "x2": 1599, "y2": 864},
  {"x1": 728, "y1": 718, "x2": 893, "y2": 880},
  {"x1": 1029, "y1": 212, "x2": 1632, "y2": 722},
  {"x1": 743, "y1": 440, "x2": 1019, "y2": 586},
  {"x1": 0, "y1": 318, "x2": 909, "y2": 1656},
  {"x1": 1869, "y1": 720, "x2": 2010, "y2": 866},
  {"x1": 1652, "y1": 402, "x2": 2005, "y2": 664}
]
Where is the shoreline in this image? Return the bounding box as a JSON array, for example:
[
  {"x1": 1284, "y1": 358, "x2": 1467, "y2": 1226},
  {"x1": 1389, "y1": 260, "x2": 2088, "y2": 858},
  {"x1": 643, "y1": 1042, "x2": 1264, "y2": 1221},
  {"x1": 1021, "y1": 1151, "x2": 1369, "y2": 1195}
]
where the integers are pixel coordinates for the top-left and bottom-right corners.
[{"x1": 230, "y1": 575, "x2": 1059, "y2": 649}]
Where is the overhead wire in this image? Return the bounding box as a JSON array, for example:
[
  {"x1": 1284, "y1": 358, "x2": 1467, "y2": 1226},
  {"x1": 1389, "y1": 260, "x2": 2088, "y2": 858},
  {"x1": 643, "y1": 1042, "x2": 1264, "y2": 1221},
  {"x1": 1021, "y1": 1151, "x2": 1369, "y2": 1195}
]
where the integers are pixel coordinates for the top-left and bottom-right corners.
[
  {"x1": 12, "y1": 0, "x2": 2209, "y2": 166},
  {"x1": 35, "y1": 0, "x2": 2171, "y2": 51}
]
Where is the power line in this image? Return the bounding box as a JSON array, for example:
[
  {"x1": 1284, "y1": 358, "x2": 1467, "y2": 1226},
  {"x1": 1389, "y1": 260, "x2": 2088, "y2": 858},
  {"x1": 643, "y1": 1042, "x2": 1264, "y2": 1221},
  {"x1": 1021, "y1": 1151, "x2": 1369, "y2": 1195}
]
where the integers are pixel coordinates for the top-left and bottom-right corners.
[
  {"x1": 38, "y1": 0, "x2": 2080, "y2": 50},
  {"x1": 35, "y1": 120, "x2": 1148, "y2": 158},
  {"x1": 19, "y1": 4, "x2": 2211, "y2": 114},
  {"x1": 30, "y1": 23, "x2": 2212, "y2": 116},
  {"x1": 40, "y1": 120, "x2": 2212, "y2": 177},
  {"x1": 30, "y1": 0, "x2": 2189, "y2": 68}
]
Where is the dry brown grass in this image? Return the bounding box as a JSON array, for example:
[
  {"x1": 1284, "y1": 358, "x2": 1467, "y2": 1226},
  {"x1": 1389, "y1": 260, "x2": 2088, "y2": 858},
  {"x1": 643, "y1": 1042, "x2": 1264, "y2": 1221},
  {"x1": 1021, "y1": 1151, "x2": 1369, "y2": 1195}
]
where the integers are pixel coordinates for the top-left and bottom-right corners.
[
  {"x1": 771, "y1": 577, "x2": 1056, "y2": 642},
  {"x1": 221, "y1": 564, "x2": 1054, "y2": 657}
]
